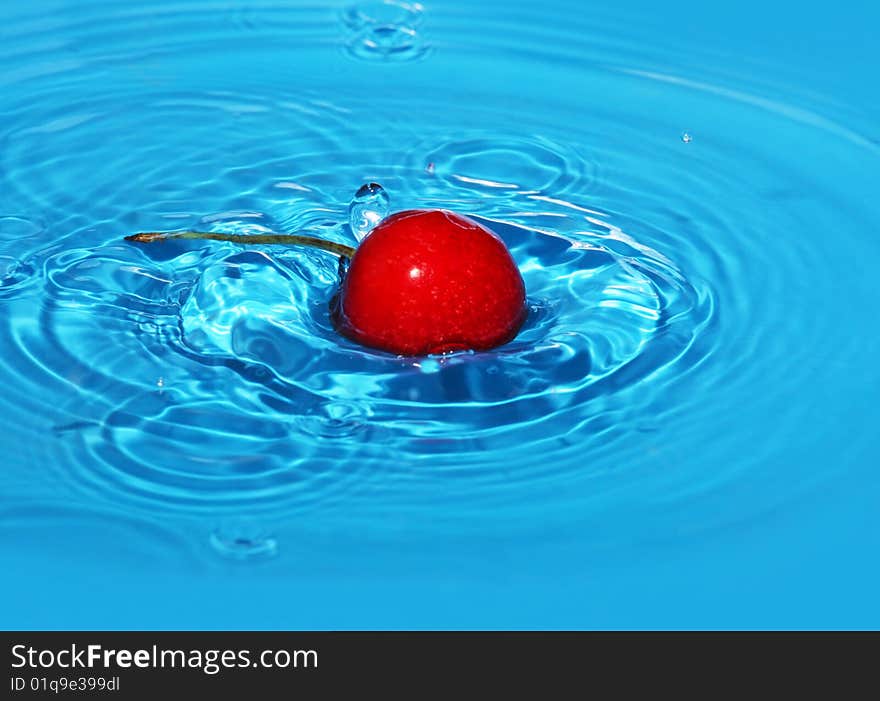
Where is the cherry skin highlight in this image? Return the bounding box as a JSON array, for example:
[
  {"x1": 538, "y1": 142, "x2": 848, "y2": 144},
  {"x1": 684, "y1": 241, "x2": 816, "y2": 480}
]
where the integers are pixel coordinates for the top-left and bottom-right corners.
[{"x1": 331, "y1": 209, "x2": 527, "y2": 355}]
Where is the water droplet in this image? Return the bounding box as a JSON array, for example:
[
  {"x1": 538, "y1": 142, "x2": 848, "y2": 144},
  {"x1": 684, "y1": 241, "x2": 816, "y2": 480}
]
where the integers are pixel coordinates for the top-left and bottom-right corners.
[
  {"x1": 156, "y1": 377, "x2": 164, "y2": 388},
  {"x1": 348, "y1": 182, "x2": 390, "y2": 241},
  {"x1": 418, "y1": 358, "x2": 441, "y2": 373},
  {"x1": 210, "y1": 522, "x2": 278, "y2": 561},
  {"x1": 0, "y1": 255, "x2": 37, "y2": 299},
  {"x1": 295, "y1": 400, "x2": 368, "y2": 439},
  {"x1": 344, "y1": 24, "x2": 430, "y2": 63},
  {"x1": 342, "y1": 1, "x2": 424, "y2": 30},
  {"x1": 681, "y1": 132, "x2": 693, "y2": 143}
]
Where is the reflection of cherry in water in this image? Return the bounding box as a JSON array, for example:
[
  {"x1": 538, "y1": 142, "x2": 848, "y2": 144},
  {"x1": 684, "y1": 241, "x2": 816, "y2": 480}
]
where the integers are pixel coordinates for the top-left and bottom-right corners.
[{"x1": 127, "y1": 188, "x2": 527, "y2": 356}]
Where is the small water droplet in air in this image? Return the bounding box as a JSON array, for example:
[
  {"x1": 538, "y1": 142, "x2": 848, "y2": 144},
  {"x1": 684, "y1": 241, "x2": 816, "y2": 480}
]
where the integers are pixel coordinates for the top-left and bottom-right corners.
[
  {"x1": 348, "y1": 182, "x2": 390, "y2": 241},
  {"x1": 681, "y1": 132, "x2": 693, "y2": 143},
  {"x1": 156, "y1": 377, "x2": 164, "y2": 388}
]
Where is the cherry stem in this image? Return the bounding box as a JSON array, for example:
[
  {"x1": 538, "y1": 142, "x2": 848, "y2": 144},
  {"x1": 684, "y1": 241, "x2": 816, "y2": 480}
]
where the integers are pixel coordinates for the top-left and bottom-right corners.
[{"x1": 125, "y1": 230, "x2": 356, "y2": 259}]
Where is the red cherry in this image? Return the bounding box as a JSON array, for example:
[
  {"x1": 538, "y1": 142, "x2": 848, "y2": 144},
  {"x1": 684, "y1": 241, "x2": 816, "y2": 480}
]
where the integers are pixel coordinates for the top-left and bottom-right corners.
[{"x1": 332, "y1": 209, "x2": 527, "y2": 355}]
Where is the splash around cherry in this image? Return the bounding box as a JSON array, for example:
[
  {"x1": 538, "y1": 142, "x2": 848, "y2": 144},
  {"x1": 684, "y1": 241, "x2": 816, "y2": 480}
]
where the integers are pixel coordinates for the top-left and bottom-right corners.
[{"x1": 126, "y1": 207, "x2": 527, "y2": 356}]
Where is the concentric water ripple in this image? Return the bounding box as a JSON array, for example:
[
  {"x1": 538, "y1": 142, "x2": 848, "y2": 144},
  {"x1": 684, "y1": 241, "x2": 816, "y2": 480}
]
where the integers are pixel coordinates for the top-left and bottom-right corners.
[{"x1": 0, "y1": 0, "x2": 878, "y2": 551}]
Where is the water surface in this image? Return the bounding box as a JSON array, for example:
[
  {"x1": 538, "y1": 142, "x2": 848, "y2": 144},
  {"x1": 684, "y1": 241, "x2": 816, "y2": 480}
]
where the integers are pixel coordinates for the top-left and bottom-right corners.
[{"x1": 1, "y1": 0, "x2": 879, "y2": 628}]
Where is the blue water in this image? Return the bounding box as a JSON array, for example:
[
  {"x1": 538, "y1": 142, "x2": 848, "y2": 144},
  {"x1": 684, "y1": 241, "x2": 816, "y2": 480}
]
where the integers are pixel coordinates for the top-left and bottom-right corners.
[{"x1": 1, "y1": 0, "x2": 879, "y2": 629}]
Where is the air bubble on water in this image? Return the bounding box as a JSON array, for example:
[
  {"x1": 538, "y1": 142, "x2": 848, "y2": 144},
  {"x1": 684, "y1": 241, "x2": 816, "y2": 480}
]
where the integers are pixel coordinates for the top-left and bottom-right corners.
[
  {"x1": 681, "y1": 132, "x2": 693, "y2": 143},
  {"x1": 348, "y1": 182, "x2": 390, "y2": 241}
]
